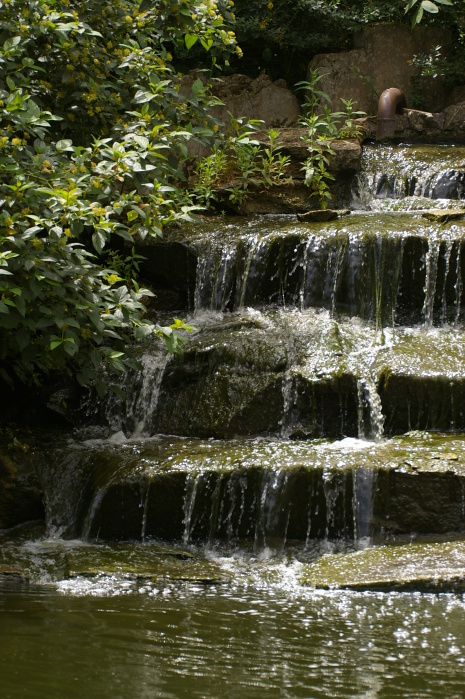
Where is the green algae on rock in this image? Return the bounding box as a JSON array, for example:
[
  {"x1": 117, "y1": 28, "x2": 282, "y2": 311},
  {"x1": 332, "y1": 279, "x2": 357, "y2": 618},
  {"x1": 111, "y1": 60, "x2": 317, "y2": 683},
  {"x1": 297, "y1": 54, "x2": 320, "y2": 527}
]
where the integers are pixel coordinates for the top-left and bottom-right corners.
[{"x1": 300, "y1": 539, "x2": 465, "y2": 592}]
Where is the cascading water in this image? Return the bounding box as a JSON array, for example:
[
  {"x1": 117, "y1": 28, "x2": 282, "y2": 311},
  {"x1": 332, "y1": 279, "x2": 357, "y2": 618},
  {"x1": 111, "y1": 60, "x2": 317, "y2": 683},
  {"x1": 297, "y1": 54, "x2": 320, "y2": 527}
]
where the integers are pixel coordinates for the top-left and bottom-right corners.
[
  {"x1": 6, "y1": 140, "x2": 465, "y2": 699},
  {"x1": 354, "y1": 143, "x2": 465, "y2": 210}
]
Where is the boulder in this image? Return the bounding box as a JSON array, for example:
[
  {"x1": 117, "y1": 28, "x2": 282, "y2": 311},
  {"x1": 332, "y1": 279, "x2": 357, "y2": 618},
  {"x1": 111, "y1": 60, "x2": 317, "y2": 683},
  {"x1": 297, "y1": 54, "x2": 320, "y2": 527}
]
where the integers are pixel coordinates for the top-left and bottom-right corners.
[
  {"x1": 357, "y1": 103, "x2": 465, "y2": 143},
  {"x1": 309, "y1": 23, "x2": 450, "y2": 116},
  {"x1": 181, "y1": 71, "x2": 300, "y2": 130},
  {"x1": 211, "y1": 73, "x2": 300, "y2": 128},
  {"x1": 269, "y1": 129, "x2": 362, "y2": 176}
]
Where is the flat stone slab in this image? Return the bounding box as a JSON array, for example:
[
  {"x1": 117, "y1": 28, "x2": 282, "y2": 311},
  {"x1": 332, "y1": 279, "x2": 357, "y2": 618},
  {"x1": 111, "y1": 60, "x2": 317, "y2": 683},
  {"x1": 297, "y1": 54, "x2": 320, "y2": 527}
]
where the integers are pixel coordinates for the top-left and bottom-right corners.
[
  {"x1": 65, "y1": 542, "x2": 196, "y2": 579},
  {"x1": 301, "y1": 539, "x2": 465, "y2": 592},
  {"x1": 422, "y1": 209, "x2": 465, "y2": 222},
  {"x1": 0, "y1": 564, "x2": 29, "y2": 586},
  {"x1": 297, "y1": 209, "x2": 351, "y2": 222},
  {"x1": 23, "y1": 430, "x2": 465, "y2": 542}
]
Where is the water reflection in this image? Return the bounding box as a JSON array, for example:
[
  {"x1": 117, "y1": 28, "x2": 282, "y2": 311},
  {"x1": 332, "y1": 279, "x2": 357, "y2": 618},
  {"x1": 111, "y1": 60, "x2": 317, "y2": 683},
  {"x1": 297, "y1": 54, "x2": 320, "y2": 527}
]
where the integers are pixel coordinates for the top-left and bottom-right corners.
[{"x1": 2, "y1": 582, "x2": 465, "y2": 699}]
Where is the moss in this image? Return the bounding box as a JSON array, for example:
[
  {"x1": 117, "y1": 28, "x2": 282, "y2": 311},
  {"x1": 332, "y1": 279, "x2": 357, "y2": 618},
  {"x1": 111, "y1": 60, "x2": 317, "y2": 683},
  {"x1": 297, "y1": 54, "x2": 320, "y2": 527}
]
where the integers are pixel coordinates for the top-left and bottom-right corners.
[{"x1": 300, "y1": 538, "x2": 465, "y2": 592}]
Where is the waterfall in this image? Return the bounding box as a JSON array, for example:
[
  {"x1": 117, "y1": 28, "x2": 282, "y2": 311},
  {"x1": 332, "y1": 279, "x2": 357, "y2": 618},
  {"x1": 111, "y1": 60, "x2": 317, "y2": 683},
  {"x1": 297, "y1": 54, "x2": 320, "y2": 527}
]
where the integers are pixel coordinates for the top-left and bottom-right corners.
[
  {"x1": 194, "y1": 243, "x2": 237, "y2": 313},
  {"x1": 353, "y1": 377, "x2": 384, "y2": 545},
  {"x1": 357, "y1": 378, "x2": 384, "y2": 442},
  {"x1": 422, "y1": 238, "x2": 440, "y2": 327},
  {"x1": 353, "y1": 468, "x2": 375, "y2": 546},
  {"x1": 183, "y1": 473, "x2": 202, "y2": 545},
  {"x1": 354, "y1": 144, "x2": 465, "y2": 210},
  {"x1": 237, "y1": 233, "x2": 266, "y2": 309},
  {"x1": 103, "y1": 350, "x2": 170, "y2": 437}
]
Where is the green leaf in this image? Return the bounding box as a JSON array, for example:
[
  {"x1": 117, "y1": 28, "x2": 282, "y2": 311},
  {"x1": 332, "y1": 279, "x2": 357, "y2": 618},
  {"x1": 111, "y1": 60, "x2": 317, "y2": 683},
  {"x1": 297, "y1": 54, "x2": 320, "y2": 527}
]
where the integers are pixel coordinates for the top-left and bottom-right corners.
[
  {"x1": 133, "y1": 89, "x2": 157, "y2": 104},
  {"x1": 133, "y1": 135, "x2": 149, "y2": 149},
  {"x1": 56, "y1": 139, "x2": 73, "y2": 152},
  {"x1": 200, "y1": 37, "x2": 213, "y2": 52},
  {"x1": 13, "y1": 292, "x2": 26, "y2": 316},
  {"x1": 4, "y1": 36, "x2": 21, "y2": 52},
  {"x1": 50, "y1": 340, "x2": 62, "y2": 350},
  {"x1": 415, "y1": 4, "x2": 424, "y2": 22},
  {"x1": 185, "y1": 34, "x2": 198, "y2": 50},
  {"x1": 421, "y1": 0, "x2": 439, "y2": 12},
  {"x1": 92, "y1": 230, "x2": 107, "y2": 254}
]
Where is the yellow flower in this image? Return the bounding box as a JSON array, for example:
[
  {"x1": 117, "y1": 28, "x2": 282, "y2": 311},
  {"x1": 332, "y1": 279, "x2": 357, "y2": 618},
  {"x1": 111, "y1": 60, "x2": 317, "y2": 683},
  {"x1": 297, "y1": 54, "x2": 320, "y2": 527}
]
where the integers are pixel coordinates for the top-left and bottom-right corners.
[
  {"x1": 80, "y1": 328, "x2": 92, "y2": 339},
  {"x1": 268, "y1": 0, "x2": 273, "y2": 8},
  {"x1": 107, "y1": 274, "x2": 119, "y2": 285}
]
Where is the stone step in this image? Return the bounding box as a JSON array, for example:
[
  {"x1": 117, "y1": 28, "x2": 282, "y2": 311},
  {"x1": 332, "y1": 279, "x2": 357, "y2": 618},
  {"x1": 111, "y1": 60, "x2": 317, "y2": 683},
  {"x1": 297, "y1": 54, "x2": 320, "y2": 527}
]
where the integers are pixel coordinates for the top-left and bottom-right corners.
[
  {"x1": 114, "y1": 310, "x2": 465, "y2": 439},
  {"x1": 42, "y1": 432, "x2": 465, "y2": 544},
  {"x1": 301, "y1": 538, "x2": 465, "y2": 593},
  {"x1": 140, "y1": 213, "x2": 465, "y2": 325}
]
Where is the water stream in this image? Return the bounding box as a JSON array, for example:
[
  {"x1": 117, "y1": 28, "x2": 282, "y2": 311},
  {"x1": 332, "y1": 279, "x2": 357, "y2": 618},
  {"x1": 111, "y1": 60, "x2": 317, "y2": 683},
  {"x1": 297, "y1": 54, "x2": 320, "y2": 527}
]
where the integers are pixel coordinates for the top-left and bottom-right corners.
[{"x1": 3, "y1": 143, "x2": 465, "y2": 697}]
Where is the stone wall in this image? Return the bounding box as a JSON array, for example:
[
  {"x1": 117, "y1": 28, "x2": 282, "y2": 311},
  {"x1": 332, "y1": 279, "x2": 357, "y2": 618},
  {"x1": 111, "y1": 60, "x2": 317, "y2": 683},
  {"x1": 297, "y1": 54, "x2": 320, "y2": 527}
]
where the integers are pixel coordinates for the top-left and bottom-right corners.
[{"x1": 309, "y1": 23, "x2": 451, "y2": 116}]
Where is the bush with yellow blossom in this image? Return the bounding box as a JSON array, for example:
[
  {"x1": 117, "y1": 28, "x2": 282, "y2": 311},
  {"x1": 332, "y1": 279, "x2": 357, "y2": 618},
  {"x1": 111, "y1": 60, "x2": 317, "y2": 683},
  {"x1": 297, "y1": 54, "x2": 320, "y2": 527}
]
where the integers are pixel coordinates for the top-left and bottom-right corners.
[{"x1": 0, "y1": 0, "x2": 238, "y2": 393}]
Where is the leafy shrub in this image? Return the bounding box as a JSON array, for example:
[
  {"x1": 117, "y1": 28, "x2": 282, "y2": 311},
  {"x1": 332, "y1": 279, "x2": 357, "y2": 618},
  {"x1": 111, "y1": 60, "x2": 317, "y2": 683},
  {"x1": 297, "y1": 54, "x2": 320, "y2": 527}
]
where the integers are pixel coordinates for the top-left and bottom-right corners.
[{"x1": 0, "y1": 0, "x2": 238, "y2": 392}]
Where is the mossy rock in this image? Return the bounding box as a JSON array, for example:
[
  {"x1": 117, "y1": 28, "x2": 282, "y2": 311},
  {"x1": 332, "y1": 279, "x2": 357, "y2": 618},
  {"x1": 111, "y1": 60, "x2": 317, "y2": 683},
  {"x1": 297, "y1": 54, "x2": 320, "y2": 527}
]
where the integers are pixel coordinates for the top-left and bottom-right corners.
[
  {"x1": 297, "y1": 209, "x2": 351, "y2": 222},
  {"x1": 301, "y1": 539, "x2": 465, "y2": 592},
  {"x1": 422, "y1": 209, "x2": 465, "y2": 223},
  {"x1": 0, "y1": 564, "x2": 30, "y2": 586}
]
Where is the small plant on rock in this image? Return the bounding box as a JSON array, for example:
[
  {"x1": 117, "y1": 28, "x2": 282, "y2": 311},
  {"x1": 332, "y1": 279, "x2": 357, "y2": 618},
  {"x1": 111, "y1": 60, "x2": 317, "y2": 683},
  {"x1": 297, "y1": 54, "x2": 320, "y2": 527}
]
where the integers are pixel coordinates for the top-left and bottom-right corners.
[{"x1": 297, "y1": 71, "x2": 365, "y2": 209}]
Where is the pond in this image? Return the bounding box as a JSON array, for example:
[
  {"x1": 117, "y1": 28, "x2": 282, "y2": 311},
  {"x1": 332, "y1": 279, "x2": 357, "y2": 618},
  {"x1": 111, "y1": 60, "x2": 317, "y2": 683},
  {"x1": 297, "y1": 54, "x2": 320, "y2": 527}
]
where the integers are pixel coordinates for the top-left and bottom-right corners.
[{"x1": 2, "y1": 547, "x2": 465, "y2": 699}]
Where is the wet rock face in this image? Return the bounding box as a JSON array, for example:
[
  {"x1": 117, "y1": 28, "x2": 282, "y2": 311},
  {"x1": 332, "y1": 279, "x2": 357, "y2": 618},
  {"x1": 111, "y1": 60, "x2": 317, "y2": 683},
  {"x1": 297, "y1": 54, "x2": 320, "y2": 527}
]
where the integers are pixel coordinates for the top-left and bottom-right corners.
[
  {"x1": 152, "y1": 318, "x2": 359, "y2": 440},
  {"x1": 0, "y1": 453, "x2": 44, "y2": 530},
  {"x1": 301, "y1": 539, "x2": 465, "y2": 593},
  {"x1": 42, "y1": 433, "x2": 465, "y2": 544}
]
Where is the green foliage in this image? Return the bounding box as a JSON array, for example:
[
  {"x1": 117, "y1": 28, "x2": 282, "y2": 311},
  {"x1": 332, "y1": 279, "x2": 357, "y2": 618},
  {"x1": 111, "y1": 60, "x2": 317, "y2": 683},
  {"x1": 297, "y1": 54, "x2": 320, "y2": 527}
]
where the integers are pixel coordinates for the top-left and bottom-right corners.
[
  {"x1": 0, "y1": 0, "x2": 238, "y2": 391},
  {"x1": 404, "y1": 0, "x2": 453, "y2": 28},
  {"x1": 229, "y1": 0, "x2": 408, "y2": 85},
  {"x1": 297, "y1": 72, "x2": 365, "y2": 210},
  {"x1": 192, "y1": 116, "x2": 290, "y2": 208},
  {"x1": 103, "y1": 248, "x2": 145, "y2": 290},
  {"x1": 229, "y1": 0, "x2": 460, "y2": 89}
]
